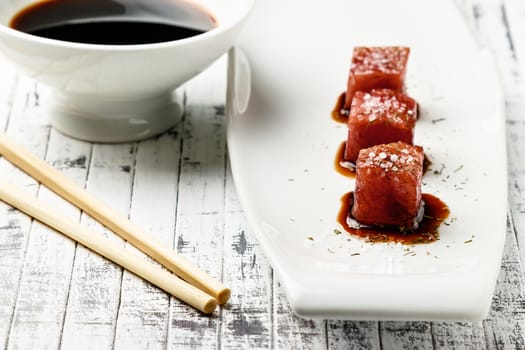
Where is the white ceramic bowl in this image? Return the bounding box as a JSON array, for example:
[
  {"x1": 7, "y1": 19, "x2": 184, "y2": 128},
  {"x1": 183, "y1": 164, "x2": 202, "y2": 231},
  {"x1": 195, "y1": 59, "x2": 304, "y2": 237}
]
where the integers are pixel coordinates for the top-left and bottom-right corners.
[{"x1": 0, "y1": 0, "x2": 253, "y2": 142}]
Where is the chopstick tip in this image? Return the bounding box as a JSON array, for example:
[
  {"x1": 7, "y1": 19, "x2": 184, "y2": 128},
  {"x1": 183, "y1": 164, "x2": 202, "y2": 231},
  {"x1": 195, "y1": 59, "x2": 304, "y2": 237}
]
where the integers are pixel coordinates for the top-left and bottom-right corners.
[
  {"x1": 216, "y1": 287, "x2": 231, "y2": 305},
  {"x1": 203, "y1": 298, "x2": 218, "y2": 314}
]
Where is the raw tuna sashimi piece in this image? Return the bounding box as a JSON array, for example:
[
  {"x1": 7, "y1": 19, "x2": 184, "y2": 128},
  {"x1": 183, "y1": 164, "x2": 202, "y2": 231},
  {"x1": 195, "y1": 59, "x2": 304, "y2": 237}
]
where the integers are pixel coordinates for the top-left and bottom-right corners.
[
  {"x1": 344, "y1": 46, "x2": 410, "y2": 109},
  {"x1": 351, "y1": 141, "x2": 424, "y2": 231},
  {"x1": 344, "y1": 89, "x2": 417, "y2": 162}
]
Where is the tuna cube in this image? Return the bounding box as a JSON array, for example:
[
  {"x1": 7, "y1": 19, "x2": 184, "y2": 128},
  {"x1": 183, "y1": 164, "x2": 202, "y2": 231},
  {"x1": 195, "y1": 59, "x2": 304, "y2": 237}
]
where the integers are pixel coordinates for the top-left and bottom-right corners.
[
  {"x1": 344, "y1": 89, "x2": 418, "y2": 162},
  {"x1": 351, "y1": 142, "x2": 424, "y2": 231},
  {"x1": 344, "y1": 46, "x2": 410, "y2": 109}
]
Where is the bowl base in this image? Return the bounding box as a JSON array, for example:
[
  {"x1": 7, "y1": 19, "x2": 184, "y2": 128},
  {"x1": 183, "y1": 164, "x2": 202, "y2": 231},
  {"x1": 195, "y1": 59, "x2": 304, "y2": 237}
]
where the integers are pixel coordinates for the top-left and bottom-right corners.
[{"x1": 49, "y1": 90, "x2": 184, "y2": 143}]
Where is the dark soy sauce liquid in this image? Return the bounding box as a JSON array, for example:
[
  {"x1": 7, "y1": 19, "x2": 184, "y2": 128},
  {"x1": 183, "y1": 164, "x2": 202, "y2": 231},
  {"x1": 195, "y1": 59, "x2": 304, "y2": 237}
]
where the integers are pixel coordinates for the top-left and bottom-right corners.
[
  {"x1": 332, "y1": 92, "x2": 348, "y2": 123},
  {"x1": 334, "y1": 141, "x2": 356, "y2": 178},
  {"x1": 338, "y1": 192, "x2": 450, "y2": 245},
  {"x1": 10, "y1": 0, "x2": 217, "y2": 45}
]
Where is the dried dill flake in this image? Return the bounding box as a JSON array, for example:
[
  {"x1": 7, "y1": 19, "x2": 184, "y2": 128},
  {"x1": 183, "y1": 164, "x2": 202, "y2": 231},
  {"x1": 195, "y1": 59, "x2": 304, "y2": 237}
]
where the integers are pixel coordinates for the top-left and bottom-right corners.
[
  {"x1": 433, "y1": 163, "x2": 445, "y2": 175},
  {"x1": 333, "y1": 229, "x2": 342, "y2": 235},
  {"x1": 431, "y1": 118, "x2": 446, "y2": 124},
  {"x1": 454, "y1": 165, "x2": 464, "y2": 173}
]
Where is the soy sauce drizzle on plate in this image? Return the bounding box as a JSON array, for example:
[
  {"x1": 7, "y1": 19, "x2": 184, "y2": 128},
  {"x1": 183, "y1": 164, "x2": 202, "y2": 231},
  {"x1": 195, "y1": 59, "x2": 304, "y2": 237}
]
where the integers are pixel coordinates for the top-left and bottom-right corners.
[
  {"x1": 334, "y1": 142, "x2": 356, "y2": 178},
  {"x1": 332, "y1": 92, "x2": 348, "y2": 123},
  {"x1": 9, "y1": 0, "x2": 217, "y2": 45},
  {"x1": 337, "y1": 192, "x2": 450, "y2": 245}
]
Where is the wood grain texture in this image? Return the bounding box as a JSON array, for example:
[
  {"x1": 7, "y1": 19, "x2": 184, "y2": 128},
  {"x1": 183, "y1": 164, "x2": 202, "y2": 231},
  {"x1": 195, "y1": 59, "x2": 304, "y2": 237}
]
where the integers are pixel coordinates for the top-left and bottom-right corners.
[
  {"x1": 221, "y1": 164, "x2": 273, "y2": 349},
  {"x1": 504, "y1": 0, "x2": 525, "y2": 81},
  {"x1": 274, "y1": 280, "x2": 326, "y2": 350},
  {"x1": 469, "y1": 0, "x2": 523, "y2": 103},
  {"x1": 60, "y1": 143, "x2": 134, "y2": 349},
  {"x1": 0, "y1": 0, "x2": 524, "y2": 348},
  {"x1": 507, "y1": 113, "x2": 525, "y2": 265},
  {"x1": 500, "y1": 0, "x2": 525, "y2": 283},
  {"x1": 5, "y1": 82, "x2": 87, "y2": 350},
  {"x1": 0, "y1": 59, "x2": 17, "y2": 345},
  {"x1": 327, "y1": 321, "x2": 379, "y2": 350},
  {"x1": 380, "y1": 322, "x2": 433, "y2": 350},
  {"x1": 112, "y1": 133, "x2": 181, "y2": 349},
  {"x1": 0, "y1": 72, "x2": 35, "y2": 350},
  {"x1": 483, "y1": 218, "x2": 525, "y2": 350},
  {"x1": 431, "y1": 322, "x2": 486, "y2": 350},
  {"x1": 167, "y1": 59, "x2": 226, "y2": 348},
  {"x1": 0, "y1": 121, "x2": 225, "y2": 306}
]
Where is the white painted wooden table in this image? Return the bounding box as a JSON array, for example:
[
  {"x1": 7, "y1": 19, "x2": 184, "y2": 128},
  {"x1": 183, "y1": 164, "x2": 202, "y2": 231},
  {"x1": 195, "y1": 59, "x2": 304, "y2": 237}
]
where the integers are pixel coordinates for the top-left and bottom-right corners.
[{"x1": 1, "y1": 0, "x2": 525, "y2": 348}]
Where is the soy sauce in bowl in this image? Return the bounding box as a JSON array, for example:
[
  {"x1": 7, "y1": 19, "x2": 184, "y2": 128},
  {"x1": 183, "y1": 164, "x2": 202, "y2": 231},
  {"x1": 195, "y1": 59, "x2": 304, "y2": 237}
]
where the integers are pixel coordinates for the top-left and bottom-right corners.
[{"x1": 9, "y1": 0, "x2": 217, "y2": 45}]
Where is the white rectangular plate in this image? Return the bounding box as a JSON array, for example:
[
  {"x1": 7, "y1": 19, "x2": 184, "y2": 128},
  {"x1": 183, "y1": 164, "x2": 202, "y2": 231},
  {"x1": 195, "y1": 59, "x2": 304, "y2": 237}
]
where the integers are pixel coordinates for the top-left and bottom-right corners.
[{"x1": 226, "y1": 0, "x2": 507, "y2": 320}]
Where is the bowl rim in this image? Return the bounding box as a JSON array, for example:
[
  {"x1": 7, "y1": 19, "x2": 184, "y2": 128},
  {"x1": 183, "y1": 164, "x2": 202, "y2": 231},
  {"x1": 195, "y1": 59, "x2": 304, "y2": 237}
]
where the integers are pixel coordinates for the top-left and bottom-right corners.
[{"x1": 0, "y1": 0, "x2": 255, "y2": 51}]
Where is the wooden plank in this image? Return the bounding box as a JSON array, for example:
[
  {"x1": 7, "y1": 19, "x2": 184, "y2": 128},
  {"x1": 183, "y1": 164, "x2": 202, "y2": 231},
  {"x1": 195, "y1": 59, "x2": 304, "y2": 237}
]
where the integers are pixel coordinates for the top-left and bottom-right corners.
[
  {"x1": 431, "y1": 322, "x2": 486, "y2": 349},
  {"x1": 112, "y1": 132, "x2": 182, "y2": 349},
  {"x1": 500, "y1": 0, "x2": 525, "y2": 281},
  {"x1": 472, "y1": 4, "x2": 525, "y2": 349},
  {"x1": 504, "y1": 0, "x2": 525, "y2": 77},
  {"x1": 469, "y1": 0, "x2": 523, "y2": 104},
  {"x1": 274, "y1": 280, "x2": 327, "y2": 349},
  {"x1": 167, "y1": 58, "x2": 227, "y2": 348},
  {"x1": 0, "y1": 57, "x2": 17, "y2": 131},
  {"x1": 502, "y1": 0, "x2": 525, "y2": 110},
  {"x1": 483, "y1": 217, "x2": 525, "y2": 350},
  {"x1": 462, "y1": 2, "x2": 525, "y2": 348},
  {"x1": 0, "y1": 200, "x2": 30, "y2": 350},
  {"x1": 220, "y1": 163, "x2": 273, "y2": 349},
  {"x1": 328, "y1": 321, "x2": 379, "y2": 350},
  {"x1": 0, "y1": 1, "x2": 522, "y2": 348},
  {"x1": 453, "y1": 0, "x2": 481, "y2": 46},
  {"x1": 4, "y1": 80, "x2": 92, "y2": 349},
  {"x1": 506, "y1": 112, "x2": 525, "y2": 265},
  {"x1": 380, "y1": 322, "x2": 433, "y2": 350},
  {"x1": 2, "y1": 80, "x2": 54, "y2": 349},
  {"x1": 0, "y1": 70, "x2": 29, "y2": 350},
  {"x1": 60, "y1": 143, "x2": 135, "y2": 349}
]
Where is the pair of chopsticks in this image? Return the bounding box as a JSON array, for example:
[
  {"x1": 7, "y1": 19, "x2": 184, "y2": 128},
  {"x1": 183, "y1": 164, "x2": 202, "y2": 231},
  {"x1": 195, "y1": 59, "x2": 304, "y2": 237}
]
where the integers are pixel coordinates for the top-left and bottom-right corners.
[{"x1": 0, "y1": 133, "x2": 229, "y2": 314}]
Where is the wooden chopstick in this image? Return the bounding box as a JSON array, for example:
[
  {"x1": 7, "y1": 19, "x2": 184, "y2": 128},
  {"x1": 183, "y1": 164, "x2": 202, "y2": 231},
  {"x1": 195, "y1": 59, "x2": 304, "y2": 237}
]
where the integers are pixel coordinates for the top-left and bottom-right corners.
[
  {"x1": 0, "y1": 134, "x2": 230, "y2": 304},
  {"x1": 0, "y1": 177, "x2": 217, "y2": 314}
]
